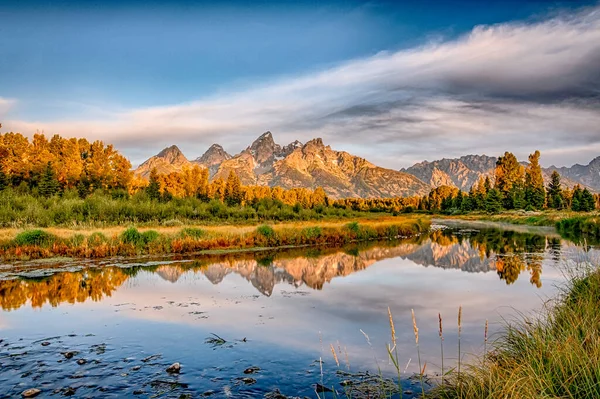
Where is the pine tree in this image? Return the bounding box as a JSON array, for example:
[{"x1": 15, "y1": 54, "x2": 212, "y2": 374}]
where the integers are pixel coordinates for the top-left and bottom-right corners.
[
  {"x1": 225, "y1": 171, "x2": 243, "y2": 206},
  {"x1": 547, "y1": 171, "x2": 564, "y2": 209},
  {"x1": 571, "y1": 185, "x2": 583, "y2": 211},
  {"x1": 146, "y1": 168, "x2": 161, "y2": 201},
  {"x1": 485, "y1": 188, "x2": 503, "y2": 213},
  {"x1": 581, "y1": 188, "x2": 596, "y2": 212},
  {"x1": 524, "y1": 150, "x2": 546, "y2": 209},
  {"x1": 38, "y1": 162, "x2": 60, "y2": 198},
  {"x1": 0, "y1": 170, "x2": 7, "y2": 191}
]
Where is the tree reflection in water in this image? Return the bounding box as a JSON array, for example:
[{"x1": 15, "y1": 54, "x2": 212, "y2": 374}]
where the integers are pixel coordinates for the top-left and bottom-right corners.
[{"x1": 0, "y1": 226, "x2": 567, "y2": 311}]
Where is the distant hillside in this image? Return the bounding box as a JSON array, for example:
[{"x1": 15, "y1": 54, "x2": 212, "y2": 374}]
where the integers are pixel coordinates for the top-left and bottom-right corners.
[
  {"x1": 402, "y1": 155, "x2": 595, "y2": 192},
  {"x1": 134, "y1": 132, "x2": 430, "y2": 198},
  {"x1": 548, "y1": 156, "x2": 600, "y2": 192}
]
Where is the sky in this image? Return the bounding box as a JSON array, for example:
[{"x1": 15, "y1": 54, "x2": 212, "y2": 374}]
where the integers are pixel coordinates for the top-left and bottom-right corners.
[{"x1": 1, "y1": 0, "x2": 599, "y2": 169}]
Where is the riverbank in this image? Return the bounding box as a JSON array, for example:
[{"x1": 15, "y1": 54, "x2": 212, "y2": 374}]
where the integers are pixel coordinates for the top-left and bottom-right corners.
[
  {"x1": 440, "y1": 210, "x2": 600, "y2": 244},
  {"x1": 0, "y1": 216, "x2": 429, "y2": 261}
]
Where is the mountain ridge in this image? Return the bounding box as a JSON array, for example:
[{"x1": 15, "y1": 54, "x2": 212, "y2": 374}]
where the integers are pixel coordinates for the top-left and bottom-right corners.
[
  {"x1": 134, "y1": 132, "x2": 430, "y2": 198},
  {"x1": 134, "y1": 133, "x2": 599, "y2": 196}
]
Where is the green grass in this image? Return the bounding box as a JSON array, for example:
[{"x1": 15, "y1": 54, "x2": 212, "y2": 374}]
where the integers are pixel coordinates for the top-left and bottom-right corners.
[
  {"x1": 427, "y1": 264, "x2": 600, "y2": 399},
  {"x1": 0, "y1": 188, "x2": 376, "y2": 228}
]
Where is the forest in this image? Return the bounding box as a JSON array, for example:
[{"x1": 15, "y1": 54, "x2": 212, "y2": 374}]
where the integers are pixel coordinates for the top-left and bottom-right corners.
[{"x1": 0, "y1": 131, "x2": 598, "y2": 229}]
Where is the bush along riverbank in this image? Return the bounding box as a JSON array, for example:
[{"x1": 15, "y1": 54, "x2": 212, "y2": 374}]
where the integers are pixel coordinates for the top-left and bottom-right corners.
[{"x1": 0, "y1": 217, "x2": 429, "y2": 261}]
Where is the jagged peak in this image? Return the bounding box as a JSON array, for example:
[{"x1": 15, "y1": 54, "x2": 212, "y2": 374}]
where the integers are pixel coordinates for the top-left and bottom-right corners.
[
  {"x1": 195, "y1": 143, "x2": 231, "y2": 165},
  {"x1": 304, "y1": 138, "x2": 325, "y2": 148},
  {"x1": 207, "y1": 143, "x2": 225, "y2": 151},
  {"x1": 250, "y1": 131, "x2": 276, "y2": 148},
  {"x1": 157, "y1": 145, "x2": 185, "y2": 159}
]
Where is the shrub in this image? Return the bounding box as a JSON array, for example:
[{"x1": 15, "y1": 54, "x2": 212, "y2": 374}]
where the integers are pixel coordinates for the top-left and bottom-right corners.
[
  {"x1": 180, "y1": 228, "x2": 205, "y2": 239},
  {"x1": 87, "y1": 232, "x2": 108, "y2": 247},
  {"x1": 346, "y1": 221, "x2": 360, "y2": 234},
  {"x1": 69, "y1": 234, "x2": 86, "y2": 247},
  {"x1": 302, "y1": 226, "x2": 323, "y2": 240},
  {"x1": 141, "y1": 230, "x2": 160, "y2": 244},
  {"x1": 120, "y1": 227, "x2": 143, "y2": 245},
  {"x1": 14, "y1": 229, "x2": 57, "y2": 247},
  {"x1": 256, "y1": 224, "x2": 275, "y2": 239}
]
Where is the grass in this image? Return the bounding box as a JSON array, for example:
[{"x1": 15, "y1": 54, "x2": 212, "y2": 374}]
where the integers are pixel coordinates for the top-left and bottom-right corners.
[
  {"x1": 428, "y1": 263, "x2": 600, "y2": 399},
  {"x1": 0, "y1": 216, "x2": 429, "y2": 261},
  {"x1": 440, "y1": 209, "x2": 596, "y2": 227},
  {"x1": 317, "y1": 258, "x2": 599, "y2": 399},
  {"x1": 0, "y1": 188, "x2": 381, "y2": 228}
]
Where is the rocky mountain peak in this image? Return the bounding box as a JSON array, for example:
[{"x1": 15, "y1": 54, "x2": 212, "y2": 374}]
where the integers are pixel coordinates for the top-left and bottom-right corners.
[
  {"x1": 248, "y1": 131, "x2": 280, "y2": 164},
  {"x1": 303, "y1": 138, "x2": 326, "y2": 151},
  {"x1": 157, "y1": 145, "x2": 186, "y2": 163},
  {"x1": 196, "y1": 144, "x2": 231, "y2": 166}
]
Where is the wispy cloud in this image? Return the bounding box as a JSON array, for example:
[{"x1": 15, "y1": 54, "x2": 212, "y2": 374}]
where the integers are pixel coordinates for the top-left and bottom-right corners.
[{"x1": 3, "y1": 5, "x2": 600, "y2": 167}]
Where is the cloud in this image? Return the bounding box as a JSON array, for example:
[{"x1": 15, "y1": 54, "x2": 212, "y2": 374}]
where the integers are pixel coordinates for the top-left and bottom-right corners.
[
  {"x1": 2, "y1": 5, "x2": 600, "y2": 168},
  {"x1": 0, "y1": 97, "x2": 17, "y2": 116}
]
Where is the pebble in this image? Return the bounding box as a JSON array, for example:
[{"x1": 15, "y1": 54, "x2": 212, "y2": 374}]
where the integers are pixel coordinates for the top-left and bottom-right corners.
[
  {"x1": 166, "y1": 362, "x2": 181, "y2": 373},
  {"x1": 21, "y1": 388, "x2": 41, "y2": 398}
]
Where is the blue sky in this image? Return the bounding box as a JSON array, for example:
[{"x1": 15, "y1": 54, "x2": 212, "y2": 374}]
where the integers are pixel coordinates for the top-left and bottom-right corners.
[{"x1": 1, "y1": 0, "x2": 599, "y2": 167}]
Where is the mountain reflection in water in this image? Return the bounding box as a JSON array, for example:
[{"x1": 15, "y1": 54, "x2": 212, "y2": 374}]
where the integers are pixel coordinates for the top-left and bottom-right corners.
[{"x1": 0, "y1": 227, "x2": 568, "y2": 311}]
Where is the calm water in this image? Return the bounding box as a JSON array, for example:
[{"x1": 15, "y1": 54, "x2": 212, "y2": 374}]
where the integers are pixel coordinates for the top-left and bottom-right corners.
[{"x1": 0, "y1": 221, "x2": 597, "y2": 398}]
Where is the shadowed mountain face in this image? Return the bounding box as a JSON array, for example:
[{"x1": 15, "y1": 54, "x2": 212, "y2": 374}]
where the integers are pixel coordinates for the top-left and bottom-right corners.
[
  {"x1": 402, "y1": 155, "x2": 595, "y2": 191},
  {"x1": 0, "y1": 226, "x2": 566, "y2": 310},
  {"x1": 193, "y1": 144, "x2": 231, "y2": 178},
  {"x1": 134, "y1": 132, "x2": 430, "y2": 198},
  {"x1": 135, "y1": 145, "x2": 192, "y2": 178},
  {"x1": 549, "y1": 156, "x2": 600, "y2": 192}
]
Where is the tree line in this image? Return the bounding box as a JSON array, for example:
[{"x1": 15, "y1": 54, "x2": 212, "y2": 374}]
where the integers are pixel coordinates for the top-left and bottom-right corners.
[{"x1": 336, "y1": 150, "x2": 599, "y2": 214}]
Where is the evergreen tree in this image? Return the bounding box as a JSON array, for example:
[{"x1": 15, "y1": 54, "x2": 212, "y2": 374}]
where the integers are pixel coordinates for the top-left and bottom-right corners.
[
  {"x1": 580, "y1": 188, "x2": 596, "y2": 212},
  {"x1": 225, "y1": 171, "x2": 243, "y2": 206},
  {"x1": 485, "y1": 188, "x2": 503, "y2": 213},
  {"x1": 146, "y1": 168, "x2": 161, "y2": 201},
  {"x1": 483, "y1": 176, "x2": 492, "y2": 193},
  {"x1": 524, "y1": 150, "x2": 546, "y2": 209},
  {"x1": 547, "y1": 171, "x2": 564, "y2": 209},
  {"x1": 0, "y1": 170, "x2": 7, "y2": 191},
  {"x1": 571, "y1": 185, "x2": 583, "y2": 211},
  {"x1": 452, "y1": 190, "x2": 464, "y2": 210},
  {"x1": 38, "y1": 162, "x2": 60, "y2": 198}
]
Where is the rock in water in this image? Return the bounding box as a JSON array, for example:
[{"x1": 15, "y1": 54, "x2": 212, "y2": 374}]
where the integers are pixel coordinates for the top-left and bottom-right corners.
[
  {"x1": 243, "y1": 366, "x2": 260, "y2": 374},
  {"x1": 166, "y1": 362, "x2": 181, "y2": 373},
  {"x1": 21, "y1": 388, "x2": 41, "y2": 398}
]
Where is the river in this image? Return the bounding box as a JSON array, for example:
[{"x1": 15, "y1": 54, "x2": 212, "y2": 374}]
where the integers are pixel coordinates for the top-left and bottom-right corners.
[{"x1": 0, "y1": 220, "x2": 597, "y2": 398}]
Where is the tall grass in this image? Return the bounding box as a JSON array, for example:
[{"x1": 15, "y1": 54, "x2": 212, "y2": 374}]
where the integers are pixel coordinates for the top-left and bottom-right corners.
[
  {"x1": 429, "y1": 264, "x2": 600, "y2": 399},
  {"x1": 321, "y1": 259, "x2": 599, "y2": 399}
]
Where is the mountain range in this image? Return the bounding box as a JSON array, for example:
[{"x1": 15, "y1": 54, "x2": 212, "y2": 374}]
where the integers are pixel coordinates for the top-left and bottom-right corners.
[{"x1": 135, "y1": 131, "x2": 600, "y2": 198}]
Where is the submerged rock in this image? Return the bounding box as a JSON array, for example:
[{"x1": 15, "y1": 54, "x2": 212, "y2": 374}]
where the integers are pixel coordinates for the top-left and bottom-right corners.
[
  {"x1": 62, "y1": 351, "x2": 78, "y2": 359},
  {"x1": 21, "y1": 388, "x2": 41, "y2": 398},
  {"x1": 76, "y1": 359, "x2": 87, "y2": 365},
  {"x1": 240, "y1": 377, "x2": 256, "y2": 385},
  {"x1": 166, "y1": 362, "x2": 181, "y2": 373},
  {"x1": 243, "y1": 366, "x2": 260, "y2": 374}
]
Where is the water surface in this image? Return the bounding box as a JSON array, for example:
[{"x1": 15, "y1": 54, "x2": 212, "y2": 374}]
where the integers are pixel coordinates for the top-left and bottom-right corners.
[{"x1": 0, "y1": 222, "x2": 596, "y2": 398}]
